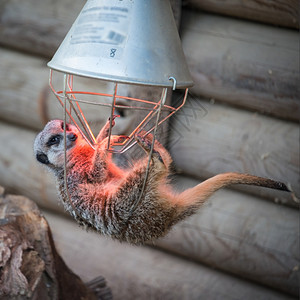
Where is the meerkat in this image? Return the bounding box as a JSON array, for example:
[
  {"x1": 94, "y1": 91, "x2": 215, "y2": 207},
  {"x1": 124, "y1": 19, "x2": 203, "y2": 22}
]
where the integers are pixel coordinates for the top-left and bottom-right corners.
[{"x1": 34, "y1": 118, "x2": 290, "y2": 244}]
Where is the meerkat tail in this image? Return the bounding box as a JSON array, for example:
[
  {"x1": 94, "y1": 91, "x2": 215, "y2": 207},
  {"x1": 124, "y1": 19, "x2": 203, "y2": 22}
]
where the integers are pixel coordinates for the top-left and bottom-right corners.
[{"x1": 174, "y1": 172, "x2": 290, "y2": 209}]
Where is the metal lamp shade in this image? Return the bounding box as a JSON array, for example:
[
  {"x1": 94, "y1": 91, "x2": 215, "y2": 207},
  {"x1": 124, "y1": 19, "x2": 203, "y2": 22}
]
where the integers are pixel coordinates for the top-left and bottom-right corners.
[{"x1": 48, "y1": 0, "x2": 193, "y2": 88}]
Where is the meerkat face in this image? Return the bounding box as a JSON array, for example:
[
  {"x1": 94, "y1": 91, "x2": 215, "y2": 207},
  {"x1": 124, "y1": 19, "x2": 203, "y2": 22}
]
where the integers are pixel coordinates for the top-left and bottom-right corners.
[{"x1": 34, "y1": 120, "x2": 82, "y2": 169}]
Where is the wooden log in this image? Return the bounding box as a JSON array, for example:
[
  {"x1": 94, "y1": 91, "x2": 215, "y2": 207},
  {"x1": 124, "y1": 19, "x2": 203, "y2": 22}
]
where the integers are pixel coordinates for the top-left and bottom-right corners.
[
  {"x1": 1, "y1": 1, "x2": 298, "y2": 121},
  {"x1": 156, "y1": 175, "x2": 299, "y2": 297},
  {"x1": 180, "y1": 10, "x2": 300, "y2": 121},
  {"x1": 0, "y1": 187, "x2": 112, "y2": 299},
  {"x1": 0, "y1": 121, "x2": 60, "y2": 213},
  {"x1": 0, "y1": 48, "x2": 111, "y2": 131},
  {"x1": 0, "y1": 48, "x2": 169, "y2": 146},
  {"x1": 44, "y1": 210, "x2": 296, "y2": 300},
  {"x1": 186, "y1": 0, "x2": 299, "y2": 29},
  {"x1": 0, "y1": 0, "x2": 182, "y2": 57},
  {"x1": 169, "y1": 96, "x2": 299, "y2": 206},
  {"x1": 0, "y1": 0, "x2": 84, "y2": 58}
]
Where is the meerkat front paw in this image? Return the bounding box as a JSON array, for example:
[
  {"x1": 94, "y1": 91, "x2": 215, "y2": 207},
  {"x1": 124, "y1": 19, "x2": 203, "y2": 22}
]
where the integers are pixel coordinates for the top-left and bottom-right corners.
[{"x1": 96, "y1": 114, "x2": 120, "y2": 143}]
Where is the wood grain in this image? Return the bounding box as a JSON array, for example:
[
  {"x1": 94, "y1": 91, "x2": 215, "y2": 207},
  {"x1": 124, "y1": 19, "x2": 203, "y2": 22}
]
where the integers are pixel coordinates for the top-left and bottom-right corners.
[
  {"x1": 0, "y1": 48, "x2": 169, "y2": 143},
  {"x1": 0, "y1": 48, "x2": 121, "y2": 131},
  {"x1": 0, "y1": 0, "x2": 182, "y2": 57},
  {"x1": 169, "y1": 96, "x2": 299, "y2": 205},
  {"x1": 0, "y1": 189, "x2": 111, "y2": 299},
  {"x1": 157, "y1": 175, "x2": 299, "y2": 296},
  {"x1": 1, "y1": 2, "x2": 298, "y2": 121},
  {"x1": 44, "y1": 210, "x2": 295, "y2": 300},
  {"x1": 0, "y1": 0, "x2": 84, "y2": 57},
  {"x1": 0, "y1": 121, "x2": 61, "y2": 213},
  {"x1": 186, "y1": 0, "x2": 299, "y2": 29},
  {"x1": 180, "y1": 10, "x2": 300, "y2": 121}
]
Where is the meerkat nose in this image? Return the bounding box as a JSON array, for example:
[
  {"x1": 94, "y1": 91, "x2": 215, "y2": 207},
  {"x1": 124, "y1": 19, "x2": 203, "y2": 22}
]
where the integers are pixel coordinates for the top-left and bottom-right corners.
[
  {"x1": 36, "y1": 153, "x2": 50, "y2": 165},
  {"x1": 61, "y1": 121, "x2": 70, "y2": 131}
]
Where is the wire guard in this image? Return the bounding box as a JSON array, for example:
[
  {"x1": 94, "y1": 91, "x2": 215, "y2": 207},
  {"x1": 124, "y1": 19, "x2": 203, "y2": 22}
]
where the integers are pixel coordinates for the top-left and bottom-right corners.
[
  {"x1": 49, "y1": 70, "x2": 189, "y2": 153},
  {"x1": 50, "y1": 70, "x2": 189, "y2": 215}
]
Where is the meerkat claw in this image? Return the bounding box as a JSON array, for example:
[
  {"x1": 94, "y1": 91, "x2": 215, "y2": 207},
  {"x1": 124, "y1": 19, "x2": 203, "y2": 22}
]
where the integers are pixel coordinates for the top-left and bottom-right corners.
[
  {"x1": 109, "y1": 114, "x2": 120, "y2": 127},
  {"x1": 135, "y1": 133, "x2": 164, "y2": 163},
  {"x1": 96, "y1": 115, "x2": 121, "y2": 143}
]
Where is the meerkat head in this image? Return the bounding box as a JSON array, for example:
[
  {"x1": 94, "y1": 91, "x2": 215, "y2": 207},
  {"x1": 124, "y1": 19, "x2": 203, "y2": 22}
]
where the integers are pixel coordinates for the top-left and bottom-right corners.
[{"x1": 34, "y1": 120, "x2": 83, "y2": 170}]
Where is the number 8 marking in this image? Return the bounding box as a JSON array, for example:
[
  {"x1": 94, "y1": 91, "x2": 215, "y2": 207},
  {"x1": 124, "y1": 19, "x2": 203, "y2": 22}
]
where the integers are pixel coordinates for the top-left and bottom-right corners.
[{"x1": 110, "y1": 48, "x2": 117, "y2": 57}]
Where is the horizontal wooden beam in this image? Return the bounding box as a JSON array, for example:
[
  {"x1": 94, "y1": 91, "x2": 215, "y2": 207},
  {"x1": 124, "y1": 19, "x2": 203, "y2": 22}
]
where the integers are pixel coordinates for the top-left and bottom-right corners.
[
  {"x1": 180, "y1": 10, "x2": 300, "y2": 121},
  {"x1": 44, "y1": 210, "x2": 295, "y2": 300},
  {"x1": 0, "y1": 48, "x2": 119, "y2": 131},
  {"x1": 0, "y1": 0, "x2": 182, "y2": 57},
  {"x1": 0, "y1": 121, "x2": 60, "y2": 212},
  {"x1": 186, "y1": 0, "x2": 299, "y2": 29},
  {"x1": 0, "y1": 0, "x2": 83, "y2": 57},
  {"x1": 169, "y1": 95, "x2": 299, "y2": 206},
  {"x1": 157, "y1": 175, "x2": 299, "y2": 296},
  {"x1": 0, "y1": 48, "x2": 170, "y2": 142}
]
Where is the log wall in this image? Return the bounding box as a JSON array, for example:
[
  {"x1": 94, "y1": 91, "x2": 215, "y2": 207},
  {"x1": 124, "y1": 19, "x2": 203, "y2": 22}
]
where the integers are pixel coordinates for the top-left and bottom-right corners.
[
  {"x1": 169, "y1": 95, "x2": 299, "y2": 206},
  {"x1": 0, "y1": 190, "x2": 111, "y2": 299},
  {"x1": 0, "y1": 0, "x2": 299, "y2": 298},
  {"x1": 45, "y1": 210, "x2": 296, "y2": 300},
  {"x1": 1, "y1": 2, "x2": 299, "y2": 121},
  {"x1": 186, "y1": 0, "x2": 299, "y2": 29},
  {"x1": 0, "y1": 121, "x2": 298, "y2": 296},
  {"x1": 180, "y1": 11, "x2": 299, "y2": 121},
  {"x1": 157, "y1": 176, "x2": 299, "y2": 296},
  {"x1": 0, "y1": 48, "x2": 144, "y2": 135}
]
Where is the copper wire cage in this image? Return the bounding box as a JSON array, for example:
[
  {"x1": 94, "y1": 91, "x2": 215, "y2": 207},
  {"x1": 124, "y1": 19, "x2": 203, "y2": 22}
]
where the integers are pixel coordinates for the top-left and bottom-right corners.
[{"x1": 49, "y1": 70, "x2": 189, "y2": 153}]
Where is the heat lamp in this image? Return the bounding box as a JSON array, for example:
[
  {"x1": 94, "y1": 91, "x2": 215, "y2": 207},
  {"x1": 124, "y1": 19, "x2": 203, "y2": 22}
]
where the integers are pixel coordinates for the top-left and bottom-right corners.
[
  {"x1": 47, "y1": 0, "x2": 193, "y2": 210},
  {"x1": 47, "y1": 0, "x2": 193, "y2": 153}
]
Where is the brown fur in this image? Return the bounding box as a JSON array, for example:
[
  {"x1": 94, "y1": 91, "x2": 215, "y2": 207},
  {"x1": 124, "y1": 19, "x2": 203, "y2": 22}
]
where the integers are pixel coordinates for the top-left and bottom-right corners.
[{"x1": 34, "y1": 119, "x2": 290, "y2": 244}]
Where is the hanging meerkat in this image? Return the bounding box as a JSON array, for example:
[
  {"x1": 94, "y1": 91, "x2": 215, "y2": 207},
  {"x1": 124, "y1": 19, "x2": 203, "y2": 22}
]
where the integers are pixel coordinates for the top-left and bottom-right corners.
[{"x1": 34, "y1": 118, "x2": 290, "y2": 244}]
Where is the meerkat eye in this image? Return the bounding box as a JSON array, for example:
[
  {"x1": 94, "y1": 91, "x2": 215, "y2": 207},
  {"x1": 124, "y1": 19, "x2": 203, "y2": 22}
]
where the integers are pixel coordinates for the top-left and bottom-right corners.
[
  {"x1": 68, "y1": 133, "x2": 77, "y2": 141},
  {"x1": 46, "y1": 135, "x2": 61, "y2": 147}
]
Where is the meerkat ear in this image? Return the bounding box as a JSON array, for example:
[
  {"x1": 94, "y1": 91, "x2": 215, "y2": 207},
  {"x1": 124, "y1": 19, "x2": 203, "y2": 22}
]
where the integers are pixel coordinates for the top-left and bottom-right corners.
[{"x1": 36, "y1": 152, "x2": 50, "y2": 165}]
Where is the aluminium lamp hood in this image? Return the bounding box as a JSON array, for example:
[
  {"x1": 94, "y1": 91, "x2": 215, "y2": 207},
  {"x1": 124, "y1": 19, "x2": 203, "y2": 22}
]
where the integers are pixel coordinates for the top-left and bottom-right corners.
[{"x1": 48, "y1": 0, "x2": 193, "y2": 89}]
